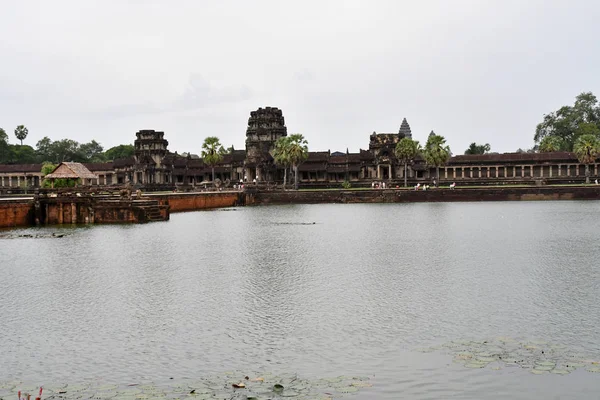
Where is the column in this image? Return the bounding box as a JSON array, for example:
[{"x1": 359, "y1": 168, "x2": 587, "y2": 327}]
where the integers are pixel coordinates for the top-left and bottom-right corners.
[
  {"x1": 71, "y1": 203, "x2": 77, "y2": 224},
  {"x1": 113, "y1": 173, "x2": 118, "y2": 185},
  {"x1": 549, "y1": 165, "x2": 553, "y2": 178},
  {"x1": 478, "y1": 167, "x2": 482, "y2": 178},
  {"x1": 453, "y1": 168, "x2": 456, "y2": 179},
  {"x1": 470, "y1": 167, "x2": 473, "y2": 178},
  {"x1": 577, "y1": 165, "x2": 581, "y2": 176},
  {"x1": 531, "y1": 165, "x2": 534, "y2": 178},
  {"x1": 567, "y1": 165, "x2": 571, "y2": 176},
  {"x1": 0, "y1": 176, "x2": 3, "y2": 186},
  {"x1": 461, "y1": 167, "x2": 465, "y2": 178},
  {"x1": 388, "y1": 165, "x2": 392, "y2": 180},
  {"x1": 444, "y1": 168, "x2": 448, "y2": 179},
  {"x1": 558, "y1": 164, "x2": 561, "y2": 176},
  {"x1": 17, "y1": 176, "x2": 20, "y2": 187}
]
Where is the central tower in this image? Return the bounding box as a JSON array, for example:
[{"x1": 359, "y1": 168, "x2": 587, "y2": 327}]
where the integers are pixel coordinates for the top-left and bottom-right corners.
[{"x1": 244, "y1": 107, "x2": 287, "y2": 181}]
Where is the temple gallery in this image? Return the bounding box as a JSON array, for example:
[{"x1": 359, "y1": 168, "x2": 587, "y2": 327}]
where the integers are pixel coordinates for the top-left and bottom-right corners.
[{"x1": 1, "y1": 107, "x2": 598, "y2": 189}]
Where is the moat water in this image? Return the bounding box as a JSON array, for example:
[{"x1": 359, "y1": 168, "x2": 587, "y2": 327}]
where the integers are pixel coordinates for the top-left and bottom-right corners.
[{"x1": 1, "y1": 201, "x2": 600, "y2": 399}]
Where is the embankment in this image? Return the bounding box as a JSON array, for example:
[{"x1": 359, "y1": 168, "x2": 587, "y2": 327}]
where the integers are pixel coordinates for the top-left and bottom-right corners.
[
  {"x1": 0, "y1": 199, "x2": 34, "y2": 228},
  {"x1": 151, "y1": 191, "x2": 251, "y2": 212},
  {"x1": 253, "y1": 186, "x2": 600, "y2": 205}
]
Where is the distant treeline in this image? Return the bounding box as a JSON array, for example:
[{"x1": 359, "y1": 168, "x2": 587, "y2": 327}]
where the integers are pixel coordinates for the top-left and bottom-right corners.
[{"x1": 0, "y1": 126, "x2": 134, "y2": 164}]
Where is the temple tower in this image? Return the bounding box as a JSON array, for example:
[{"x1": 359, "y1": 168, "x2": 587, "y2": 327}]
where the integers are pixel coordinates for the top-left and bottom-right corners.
[
  {"x1": 133, "y1": 130, "x2": 170, "y2": 184},
  {"x1": 399, "y1": 118, "x2": 412, "y2": 139},
  {"x1": 244, "y1": 107, "x2": 287, "y2": 181}
]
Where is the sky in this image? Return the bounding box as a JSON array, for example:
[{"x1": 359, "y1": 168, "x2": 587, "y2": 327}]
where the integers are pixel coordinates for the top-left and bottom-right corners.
[{"x1": 1, "y1": 0, "x2": 599, "y2": 156}]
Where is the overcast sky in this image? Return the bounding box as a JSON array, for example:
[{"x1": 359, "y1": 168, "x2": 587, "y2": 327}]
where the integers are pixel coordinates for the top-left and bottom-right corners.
[{"x1": 1, "y1": 0, "x2": 599, "y2": 155}]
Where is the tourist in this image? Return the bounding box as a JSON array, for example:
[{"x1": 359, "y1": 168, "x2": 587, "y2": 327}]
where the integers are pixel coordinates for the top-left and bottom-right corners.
[
  {"x1": 371, "y1": 181, "x2": 375, "y2": 189},
  {"x1": 382, "y1": 182, "x2": 386, "y2": 189},
  {"x1": 596, "y1": 179, "x2": 599, "y2": 185},
  {"x1": 450, "y1": 182, "x2": 456, "y2": 190},
  {"x1": 253, "y1": 178, "x2": 256, "y2": 185}
]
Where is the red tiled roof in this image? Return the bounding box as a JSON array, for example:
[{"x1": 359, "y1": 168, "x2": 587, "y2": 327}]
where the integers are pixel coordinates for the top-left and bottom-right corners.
[{"x1": 0, "y1": 164, "x2": 43, "y2": 173}]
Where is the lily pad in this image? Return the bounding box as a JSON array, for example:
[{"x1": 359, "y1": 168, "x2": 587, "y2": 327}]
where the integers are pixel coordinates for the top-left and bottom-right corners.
[
  {"x1": 587, "y1": 367, "x2": 600, "y2": 373},
  {"x1": 336, "y1": 386, "x2": 359, "y2": 393},
  {"x1": 530, "y1": 369, "x2": 548, "y2": 375},
  {"x1": 551, "y1": 369, "x2": 571, "y2": 375}
]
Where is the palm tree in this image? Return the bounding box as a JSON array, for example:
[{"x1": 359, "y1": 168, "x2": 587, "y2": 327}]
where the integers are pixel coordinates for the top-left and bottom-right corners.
[
  {"x1": 287, "y1": 134, "x2": 309, "y2": 190},
  {"x1": 573, "y1": 134, "x2": 600, "y2": 184},
  {"x1": 14, "y1": 125, "x2": 28, "y2": 146},
  {"x1": 271, "y1": 136, "x2": 292, "y2": 189},
  {"x1": 423, "y1": 131, "x2": 451, "y2": 183},
  {"x1": 539, "y1": 136, "x2": 564, "y2": 152},
  {"x1": 395, "y1": 137, "x2": 421, "y2": 187},
  {"x1": 201, "y1": 136, "x2": 226, "y2": 184}
]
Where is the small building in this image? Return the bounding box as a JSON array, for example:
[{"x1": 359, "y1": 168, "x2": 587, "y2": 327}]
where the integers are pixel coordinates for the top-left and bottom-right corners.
[{"x1": 44, "y1": 162, "x2": 98, "y2": 187}]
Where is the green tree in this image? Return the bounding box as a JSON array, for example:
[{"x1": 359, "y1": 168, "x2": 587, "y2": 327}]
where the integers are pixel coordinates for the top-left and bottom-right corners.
[
  {"x1": 35, "y1": 136, "x2": 53, "y2": 162},
  {"x1": 0, "y1": 128, "x2": 9, "y2": 163},
  {"x1": 201, "y1": 136, "x2": 226, "y2": 182},
  {"x1": 79, "y1": 140, "x2": 105, "y2": 162},
  {"x1": 14, "y1": 125, "x2": 28, "y2": 146},
  {"x1": 395, "y1": 137, "x2": 421, "y2": 187},
  {"x1": 538, "y1": 136, "x2": 564, "y2": 152},
  {"x1": 7, "y1": 145, "x2": 36, "y2": 163},
  {"x1": 423, "y1": 131, "x2": 451, "y2": 183},
  {"x1": 104, "y1": 144, "x2": 135, "y2": 161},
  {"x1": 573, "y1": 134, "x2": 600, "y2": 184},
  {"x1": 535, "y1": 92, "x2": 600, "y2": 151},
  {"x1": 464, "y1": 142, "x2": 491, "y2": 155},
  {"x1": 271, "y1": 136, "x2": 292, "y2": 189},
  {"x1": 287, "y1": 133, "x2": 309, "y2": 190}
]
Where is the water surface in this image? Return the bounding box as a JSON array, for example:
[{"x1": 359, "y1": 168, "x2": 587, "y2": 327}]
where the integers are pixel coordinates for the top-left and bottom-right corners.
[{"x1": 1, "y1": 201, "x2": 600, "y2": 399}]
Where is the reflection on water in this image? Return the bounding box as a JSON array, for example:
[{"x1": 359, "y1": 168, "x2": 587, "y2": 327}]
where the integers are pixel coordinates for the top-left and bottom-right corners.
[{"x1": 1, "y1": 201, "x2": 600, "y2": 399}]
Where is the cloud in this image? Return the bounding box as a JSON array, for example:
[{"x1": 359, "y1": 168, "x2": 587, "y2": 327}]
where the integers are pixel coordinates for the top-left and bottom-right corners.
[{"x1": 90, "y1": 74, "x2": 254, "y2": 119}]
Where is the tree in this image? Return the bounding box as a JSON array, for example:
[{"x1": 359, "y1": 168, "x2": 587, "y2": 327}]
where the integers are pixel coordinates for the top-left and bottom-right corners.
[
  {"x1": 14, "y1": 125, "x2": 28, "y2": 146},
  {"x1": 79, "y1": 140, "x2": 105, "y2": 162},
  {"x1": 395, "y1": 137, "x2": 421, "y2": 187},
  {"x1": 271, "y1": 136, "x2": 292, "y2": 189},
  {"x1": 0, "y1": 128, "x2": 9, "y2": 163},
  {"x1": 573, "y1": 134, "x2": 600, "y2": 184},
  {"x1": 535, "y1": 92, "x2": 600, "y2": 151},
  {"x1": 423, "y1": 131, "x2": 451, "y2": 183},
  {"x1": 464, "y1": 142, "x2": 491, "y2": 155},
  {"x1": 287, "y1": 134, "x2": 309, "y2": 190},
  {"x1": 201, "y1": 136, "x2": 226, "y2": 183},
  {"x1": 538, "y1": 136, "x2": 564, "y2": 152},
  {"x1": 104, "y1": 144, "x2": 135, "y2": 161}
]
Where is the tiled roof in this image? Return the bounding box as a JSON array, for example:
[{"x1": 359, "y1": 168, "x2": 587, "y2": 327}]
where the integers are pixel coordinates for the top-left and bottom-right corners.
[
  {"x1": 0, "y1": 164, "x2": 43, "y2": 173},
  {"x1": 45, "y1": 162, "x2": 98, "y2": 180}
]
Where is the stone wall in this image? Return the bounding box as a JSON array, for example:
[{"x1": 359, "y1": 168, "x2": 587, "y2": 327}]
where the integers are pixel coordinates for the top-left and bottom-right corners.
[
  {"x1": 0, "y1": 200, "x2": 34, "y2": 228},
  {"x1": 253, "y1": 187, "x2": 600, "y2": 205},
  {"x1": 152, "y1": 192, "x2": 250, "y2": 212}
]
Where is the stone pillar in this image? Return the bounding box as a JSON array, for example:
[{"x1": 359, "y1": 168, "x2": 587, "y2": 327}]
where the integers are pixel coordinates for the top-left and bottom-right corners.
[
  {"x1": 453, "y1": 168, "x2": 456, "y2": 179},
  {"x1": 531, "y1": 165, "x2": 534, "y2": 178},
  {"x1": 113, "y1": 173, "x2": 118, "y2": 185},
  {"x1": 549, "y1": 165, "x2": 553, "y2": 178},
  {"x1": 16, "y1": 176, "x2": 20, "y2": 187},
  {"x1": 71, "y1": 203, "x2": 77, "y2": 224},
  {"x1": 558, "y1": 164, "x2": 561, "y2": 176},
  {"x1": 388, "y1": 165, "x2": 392, "y2": 180},
  {"x1": 377, "y1": 165, "x2": 381, "y2": 179},
  {"x1": 469, "y1": 167, "x2": 473, "y2": 178},
  {"x1": 567, "y1": 165, "x2": 571, "y2": 176},
  {"x1": 58, "y1": 203, "x2": 63, "y2": 224},
  {"x1": 461, "y1": 167, "x2": 465, "y2": 178},
  {"x1": 444, "y1": 168, "x2": 448, "y2": 179},
  {"x1": 478, "y1": 167, "x2": 481, "y2": 178},
  {"x1": 577, "y1": 165, "x2": 581, "y2": 176}
]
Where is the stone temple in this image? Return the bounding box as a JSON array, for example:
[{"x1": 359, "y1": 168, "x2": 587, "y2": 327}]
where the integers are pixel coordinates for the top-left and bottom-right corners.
[{"x1": 0, "y1": 106, "x2": 599, "y2": 189}]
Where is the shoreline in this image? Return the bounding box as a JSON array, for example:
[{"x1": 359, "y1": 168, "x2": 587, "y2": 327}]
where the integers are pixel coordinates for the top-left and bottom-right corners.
[{"x1": 1, "y1": 186, "x2": 599, "y2": 228}]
